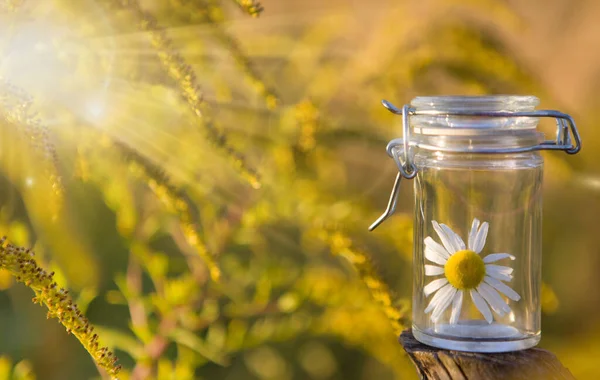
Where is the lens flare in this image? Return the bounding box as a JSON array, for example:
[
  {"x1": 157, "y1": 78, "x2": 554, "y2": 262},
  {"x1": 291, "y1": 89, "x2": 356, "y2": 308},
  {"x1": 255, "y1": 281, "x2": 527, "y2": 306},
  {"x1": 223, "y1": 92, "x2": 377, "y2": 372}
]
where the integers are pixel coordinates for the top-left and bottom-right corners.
[{"x1": 0, "y1": 1, "x2": 115, "y2": 122}]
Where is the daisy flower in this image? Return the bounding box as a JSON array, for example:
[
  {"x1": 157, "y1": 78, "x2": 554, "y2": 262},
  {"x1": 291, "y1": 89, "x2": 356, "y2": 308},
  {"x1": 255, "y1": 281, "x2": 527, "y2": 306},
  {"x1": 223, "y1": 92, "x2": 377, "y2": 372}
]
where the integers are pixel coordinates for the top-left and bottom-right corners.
[{"x1": 423, "y1": 218, "x2": 521, "y2": 324}]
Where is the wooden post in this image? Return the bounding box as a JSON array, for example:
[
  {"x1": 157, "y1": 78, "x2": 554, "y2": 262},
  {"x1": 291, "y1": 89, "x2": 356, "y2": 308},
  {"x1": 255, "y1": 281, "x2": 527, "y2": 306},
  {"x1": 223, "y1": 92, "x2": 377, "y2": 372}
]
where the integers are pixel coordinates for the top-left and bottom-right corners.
[{"x1": 400, "y1": 329, "x2": 574, "y2": 380}]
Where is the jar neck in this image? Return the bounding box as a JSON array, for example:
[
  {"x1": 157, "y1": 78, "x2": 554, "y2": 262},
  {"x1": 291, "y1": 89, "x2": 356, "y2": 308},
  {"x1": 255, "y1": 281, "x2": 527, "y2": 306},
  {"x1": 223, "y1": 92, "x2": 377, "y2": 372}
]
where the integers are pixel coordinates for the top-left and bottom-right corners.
[{"x1": 413, "y1": 130, "x2": 545, "y2": 152}]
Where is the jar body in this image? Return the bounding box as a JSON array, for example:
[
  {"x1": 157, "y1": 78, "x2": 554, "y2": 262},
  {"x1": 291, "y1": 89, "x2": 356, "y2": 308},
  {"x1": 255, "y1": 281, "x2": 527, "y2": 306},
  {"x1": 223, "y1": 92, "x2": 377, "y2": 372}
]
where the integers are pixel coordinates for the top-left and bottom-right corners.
[{"x1": 411, "y1": 150, "x2": 543, "y2": 352}]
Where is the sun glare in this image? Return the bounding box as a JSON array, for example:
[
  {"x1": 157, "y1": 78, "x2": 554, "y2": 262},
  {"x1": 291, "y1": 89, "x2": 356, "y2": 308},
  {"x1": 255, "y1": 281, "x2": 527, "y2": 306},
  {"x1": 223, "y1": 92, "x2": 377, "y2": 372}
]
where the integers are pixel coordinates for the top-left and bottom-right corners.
[{"x1": 0, "y1": 2, "x2": 114, "y2": 123}]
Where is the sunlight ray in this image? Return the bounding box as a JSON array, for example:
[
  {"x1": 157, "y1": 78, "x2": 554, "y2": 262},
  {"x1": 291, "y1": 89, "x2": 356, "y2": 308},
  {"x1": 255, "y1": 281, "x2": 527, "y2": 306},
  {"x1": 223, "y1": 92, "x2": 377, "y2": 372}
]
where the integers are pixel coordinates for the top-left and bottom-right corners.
[{"x1": 99, "y1": 0, "x2": 261, "y2": 187}]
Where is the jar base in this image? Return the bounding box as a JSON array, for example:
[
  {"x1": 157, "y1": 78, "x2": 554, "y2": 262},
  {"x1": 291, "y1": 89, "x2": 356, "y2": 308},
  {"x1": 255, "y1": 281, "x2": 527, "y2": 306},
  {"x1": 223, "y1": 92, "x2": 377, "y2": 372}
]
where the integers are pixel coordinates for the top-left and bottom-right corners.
[{"x1": 412, "y1": 323, "x2": 540, "y2": 353}]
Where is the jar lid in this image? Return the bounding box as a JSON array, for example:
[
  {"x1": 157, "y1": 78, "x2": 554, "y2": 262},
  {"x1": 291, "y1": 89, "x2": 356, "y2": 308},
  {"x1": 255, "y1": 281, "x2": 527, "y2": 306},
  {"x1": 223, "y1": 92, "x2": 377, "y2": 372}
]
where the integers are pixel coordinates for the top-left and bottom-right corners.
[
  {"x1": 369, "y1": 97, "x2": 581, "y2": 231},
  {"x1": 410, "y1": 95, "x2": 540, "y2": 134}
]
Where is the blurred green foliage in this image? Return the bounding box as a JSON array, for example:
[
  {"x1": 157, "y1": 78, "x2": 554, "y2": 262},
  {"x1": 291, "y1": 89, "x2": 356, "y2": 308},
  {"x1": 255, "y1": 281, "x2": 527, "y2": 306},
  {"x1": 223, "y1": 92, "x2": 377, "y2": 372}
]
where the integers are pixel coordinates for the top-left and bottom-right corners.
[{"x1": 0, "y1": 0, "x2": 598, "y2": 379}]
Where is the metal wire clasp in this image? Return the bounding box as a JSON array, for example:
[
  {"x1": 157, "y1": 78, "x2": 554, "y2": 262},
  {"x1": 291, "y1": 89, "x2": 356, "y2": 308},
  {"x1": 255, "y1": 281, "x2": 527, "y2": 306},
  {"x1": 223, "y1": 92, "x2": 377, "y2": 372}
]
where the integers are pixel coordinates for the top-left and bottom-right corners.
[{"x1": 368, "y1": 99, "x2": 582, "y2": 231}]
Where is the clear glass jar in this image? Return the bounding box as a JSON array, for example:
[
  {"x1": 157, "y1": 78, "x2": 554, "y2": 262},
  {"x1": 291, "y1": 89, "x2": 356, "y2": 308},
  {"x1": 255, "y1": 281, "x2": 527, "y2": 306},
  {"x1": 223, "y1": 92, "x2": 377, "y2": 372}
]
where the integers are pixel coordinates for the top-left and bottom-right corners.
[
  {"x1": 409, "y1": 96, "x2": 544, "y2": 352},
  {"x1": 371, "y1": 95, "x2": 580, "y2": 352}
]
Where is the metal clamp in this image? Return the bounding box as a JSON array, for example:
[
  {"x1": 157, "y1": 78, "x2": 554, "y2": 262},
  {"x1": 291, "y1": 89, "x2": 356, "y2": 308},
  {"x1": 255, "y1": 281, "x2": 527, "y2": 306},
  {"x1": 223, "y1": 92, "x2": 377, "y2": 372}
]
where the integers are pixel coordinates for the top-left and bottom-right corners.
[{"x1": 369, "y1": 99, "x2": 582, "y2": 231}]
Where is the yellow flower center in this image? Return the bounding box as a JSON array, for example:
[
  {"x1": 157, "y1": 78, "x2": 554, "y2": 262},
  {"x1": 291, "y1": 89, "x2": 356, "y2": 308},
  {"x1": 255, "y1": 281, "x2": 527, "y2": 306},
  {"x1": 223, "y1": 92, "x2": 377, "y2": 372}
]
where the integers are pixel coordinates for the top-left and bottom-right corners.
[{"x1": 444, "y1": 250, "x2": 485, "y2": 290}]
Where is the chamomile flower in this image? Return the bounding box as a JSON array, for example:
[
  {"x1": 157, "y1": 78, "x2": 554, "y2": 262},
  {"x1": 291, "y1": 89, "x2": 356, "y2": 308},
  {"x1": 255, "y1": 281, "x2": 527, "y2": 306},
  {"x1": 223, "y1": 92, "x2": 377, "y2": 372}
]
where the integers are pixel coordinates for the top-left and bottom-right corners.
[{"x1": 423, "y1": 218, "x2": 521, "y2": 324}]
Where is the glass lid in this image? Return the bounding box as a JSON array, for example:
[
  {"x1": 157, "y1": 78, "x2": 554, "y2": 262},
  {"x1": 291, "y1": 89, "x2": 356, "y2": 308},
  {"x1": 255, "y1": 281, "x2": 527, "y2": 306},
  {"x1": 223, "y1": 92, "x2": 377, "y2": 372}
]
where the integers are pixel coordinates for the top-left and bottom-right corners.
[{"x1": 410, "y1": 95, "x2": 540, "y2": 133}]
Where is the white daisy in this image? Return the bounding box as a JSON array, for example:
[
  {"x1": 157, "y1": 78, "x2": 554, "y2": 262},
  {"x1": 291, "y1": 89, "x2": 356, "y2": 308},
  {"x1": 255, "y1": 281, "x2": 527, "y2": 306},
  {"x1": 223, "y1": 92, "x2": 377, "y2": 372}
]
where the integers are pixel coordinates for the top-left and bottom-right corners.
[{"x1": 423, "y1": 218, "x2": 521, "y2": 324}]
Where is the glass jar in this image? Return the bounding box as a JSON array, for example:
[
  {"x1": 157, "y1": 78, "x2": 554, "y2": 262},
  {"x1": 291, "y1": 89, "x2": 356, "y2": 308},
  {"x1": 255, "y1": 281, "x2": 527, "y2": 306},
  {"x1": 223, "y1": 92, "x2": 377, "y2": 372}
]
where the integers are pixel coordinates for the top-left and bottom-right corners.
[{"x1": 370, "y1": 96, "x2": 581, "y2": 352}]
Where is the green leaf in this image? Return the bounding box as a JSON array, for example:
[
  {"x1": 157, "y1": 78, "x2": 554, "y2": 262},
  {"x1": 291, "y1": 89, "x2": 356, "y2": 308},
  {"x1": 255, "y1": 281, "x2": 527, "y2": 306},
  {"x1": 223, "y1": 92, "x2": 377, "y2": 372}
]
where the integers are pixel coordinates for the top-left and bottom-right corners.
[
  {"x1": 94, "y1": 326, "x2": 146, "y2": 360},
  {"x1": 168, "y1": 328, "x2": 228, "y2": 366}
]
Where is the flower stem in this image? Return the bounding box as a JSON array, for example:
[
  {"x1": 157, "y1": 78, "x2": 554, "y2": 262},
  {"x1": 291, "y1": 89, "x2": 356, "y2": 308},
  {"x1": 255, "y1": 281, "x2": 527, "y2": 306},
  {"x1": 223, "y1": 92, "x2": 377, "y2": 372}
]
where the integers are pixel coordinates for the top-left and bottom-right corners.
[
  {"x1": 113, "y1": 140, "x2": 221, "y2": 282},
  {"x1": 0, "y1": 238, "x2": 121, "y2": 378},
  {"x1": 101, "y1": 0, "x2": 261, "y2": 188},
  {"x1": 325, "y1": 231, "x2": 406, "y2": 335}
]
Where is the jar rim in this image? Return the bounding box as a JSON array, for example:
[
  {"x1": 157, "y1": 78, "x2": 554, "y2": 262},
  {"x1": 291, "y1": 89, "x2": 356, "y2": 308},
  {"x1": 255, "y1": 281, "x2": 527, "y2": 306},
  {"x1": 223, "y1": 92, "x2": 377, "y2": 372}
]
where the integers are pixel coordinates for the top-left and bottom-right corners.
[{"x1": 411, "y1": 95, "x2": 540, "y2": 112}]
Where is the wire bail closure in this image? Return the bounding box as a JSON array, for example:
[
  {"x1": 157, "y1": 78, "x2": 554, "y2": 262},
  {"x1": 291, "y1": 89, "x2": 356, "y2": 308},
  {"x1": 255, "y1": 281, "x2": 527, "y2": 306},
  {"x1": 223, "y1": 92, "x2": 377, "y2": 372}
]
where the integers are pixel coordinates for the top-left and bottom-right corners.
[{"x1": 368, "y1": 99, "x2": 582, "y2": 231}]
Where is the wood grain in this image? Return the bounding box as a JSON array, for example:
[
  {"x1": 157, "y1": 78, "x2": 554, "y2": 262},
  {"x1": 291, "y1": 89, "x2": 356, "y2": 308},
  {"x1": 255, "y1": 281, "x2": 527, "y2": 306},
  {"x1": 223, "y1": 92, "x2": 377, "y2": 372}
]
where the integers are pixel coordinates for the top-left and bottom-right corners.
[{"x1": 400, "y1": 329, "x2": 575, "y2": 380}]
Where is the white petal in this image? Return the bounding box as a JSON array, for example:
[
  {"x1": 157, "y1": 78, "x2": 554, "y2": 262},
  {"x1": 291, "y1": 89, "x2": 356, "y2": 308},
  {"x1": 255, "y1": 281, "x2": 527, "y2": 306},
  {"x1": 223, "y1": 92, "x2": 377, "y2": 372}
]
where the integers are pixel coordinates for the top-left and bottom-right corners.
[
  {"x1": 449, "y1": 290, "x2": 463, "y2": 324},
  {"x1": 477, "y1": 283, "x2": 511, "y2": 316},
  {"x1": 425, "y1": 247, "x2": 448, "y2": 265},
  {"x1": 483, "y1": 253, "x2": 516, "y2": 263},
  {"x1": 424, "y1": 278, "x2": 448, "y2": 297},
  {"x1": 468, "y1": 218, "x2": 480, "y2": 251},
  {"x1": 472, "y1": 221, "x2": 489, "y2": 253},
  {"x1": 485, "y1": 265, "x2": 513, "y2": 275},
  {"x1": 484, "y1": 276, "x2": 521, "y2": 301},
  {"x1": 432, "y1": 286, "x2": 457, "y2": 322},
  {"x1": 485, "y1": 267, "x2": 513, "y2": 282},
  {"x1": 471, "y1": 289, "x2": 493, "y2": 323},
  {"x1": 424, "y1": 236, "x2": 451, "y2": 259},
  {"x1": 432, "y1": 221, "x2": 458, "y2": 255},
  {"x1": 425, "y1": 283, "x2": 452, "y2": 313},
  {"x1": 441, "y1": 224, "x2": 466, "y2": 251},
  {"x1": 425, "y1": 265, "x2": 445, "y2": 276}
]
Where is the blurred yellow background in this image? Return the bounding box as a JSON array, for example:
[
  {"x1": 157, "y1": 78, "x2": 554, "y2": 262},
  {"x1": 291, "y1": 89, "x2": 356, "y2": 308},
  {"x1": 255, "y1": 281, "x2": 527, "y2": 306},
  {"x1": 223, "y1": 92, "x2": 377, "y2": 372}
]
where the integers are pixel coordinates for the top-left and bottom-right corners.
[{"x1": 0, "y1": 0, "x2": 599, "y2": 378}]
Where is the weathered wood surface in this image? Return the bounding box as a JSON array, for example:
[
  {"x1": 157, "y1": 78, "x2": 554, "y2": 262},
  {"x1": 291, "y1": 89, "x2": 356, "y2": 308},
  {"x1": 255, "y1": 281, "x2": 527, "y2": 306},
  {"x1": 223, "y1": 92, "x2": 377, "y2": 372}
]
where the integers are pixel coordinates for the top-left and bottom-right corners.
[{"x1": 400, "y1": 329, "x2": 575, "y2": 380}]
